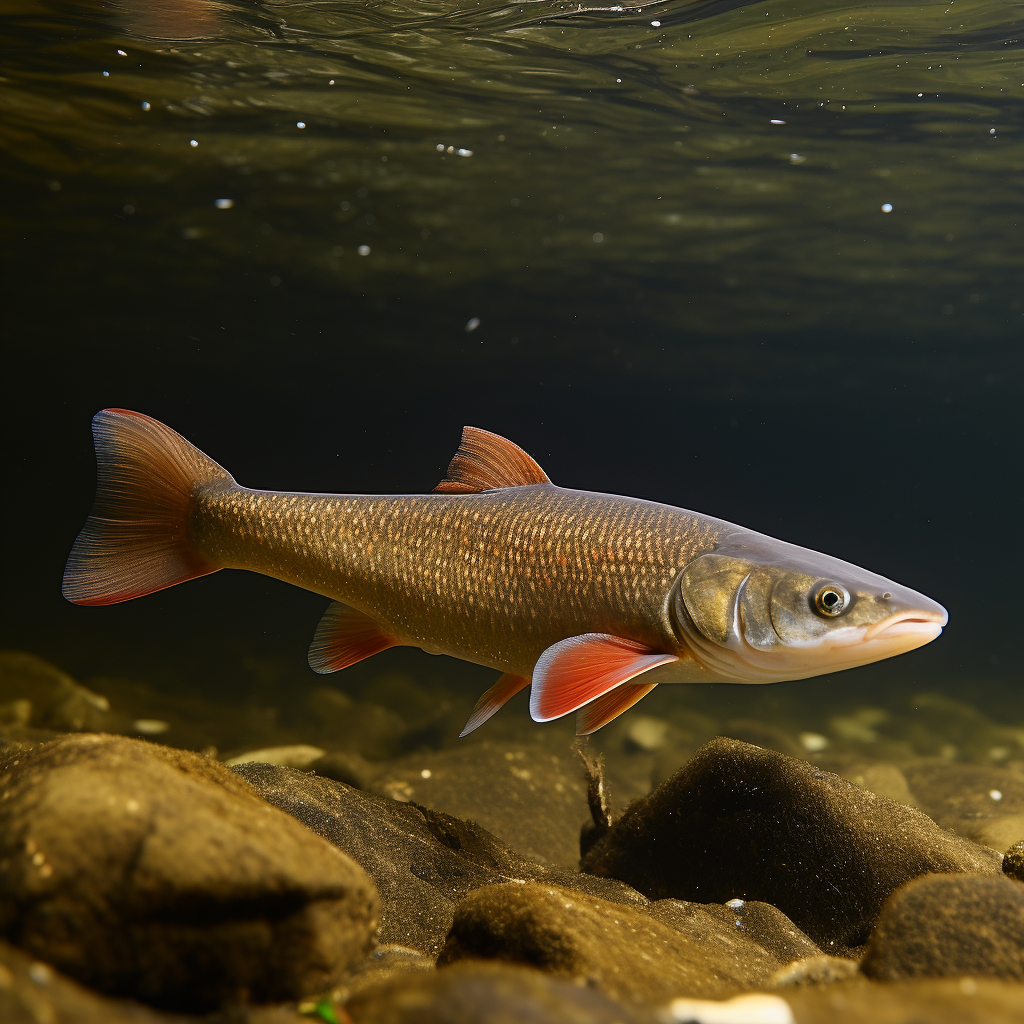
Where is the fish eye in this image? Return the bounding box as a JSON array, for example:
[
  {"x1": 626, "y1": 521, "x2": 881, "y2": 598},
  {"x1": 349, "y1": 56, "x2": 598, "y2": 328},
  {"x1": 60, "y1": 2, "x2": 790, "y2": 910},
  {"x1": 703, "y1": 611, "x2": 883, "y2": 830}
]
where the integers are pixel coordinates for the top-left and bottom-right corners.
[{"x1": 813, "y1": 584, "x2": 848, "y2": 618}]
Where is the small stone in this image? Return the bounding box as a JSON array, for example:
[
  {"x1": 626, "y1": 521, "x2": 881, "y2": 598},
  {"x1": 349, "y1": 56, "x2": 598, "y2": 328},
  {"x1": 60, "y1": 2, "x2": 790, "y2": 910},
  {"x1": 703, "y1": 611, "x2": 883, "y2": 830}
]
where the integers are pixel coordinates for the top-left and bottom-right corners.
[
  {"x1": 766, "y1": 953, "x2": 859, "y2": 988},
  {"x1": 439, "y1": 882, "x2": 802, "y2": 1005},
  {"x1": 860, "y1": 873, "x2": 1024, "y2": 981},
  {"x1": 1001, "y1": 839, "x2": 1024, "y2": 883},
  {"x1": 626, "y1": 715, "x2": 670, "y2": 751}
]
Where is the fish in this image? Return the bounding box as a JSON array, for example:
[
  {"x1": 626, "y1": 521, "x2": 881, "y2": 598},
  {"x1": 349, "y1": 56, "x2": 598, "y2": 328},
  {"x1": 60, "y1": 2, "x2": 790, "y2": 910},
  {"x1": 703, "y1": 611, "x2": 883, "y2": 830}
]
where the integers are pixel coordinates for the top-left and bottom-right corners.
[{"x1": 64, "y1": 410, "x2": 948, "y2": 736}]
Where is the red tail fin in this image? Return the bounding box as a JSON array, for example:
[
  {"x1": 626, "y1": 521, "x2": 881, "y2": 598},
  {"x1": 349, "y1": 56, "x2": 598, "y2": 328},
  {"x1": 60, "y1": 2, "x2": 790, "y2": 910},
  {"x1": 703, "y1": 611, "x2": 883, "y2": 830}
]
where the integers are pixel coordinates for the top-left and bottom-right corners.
[{"x1": 63, "y1": 409, "x2": 232, "y2": 606}]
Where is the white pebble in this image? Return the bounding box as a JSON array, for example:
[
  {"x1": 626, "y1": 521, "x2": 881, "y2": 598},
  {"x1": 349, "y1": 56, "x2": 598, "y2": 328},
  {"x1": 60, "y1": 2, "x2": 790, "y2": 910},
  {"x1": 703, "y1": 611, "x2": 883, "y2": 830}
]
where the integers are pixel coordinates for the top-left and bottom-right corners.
[
  {"x1": 102, "y1": 71, "x2": 109, "y2": 77},
  {"x1": 593, "y1": 232, "x2": 604, "y2": 242},
  {"x1": 133, "y1": 719, "x2": 169, "y2": 735},
  {"x1": 457, "y1": 148, "x2": 473, "y2": 157},
  {"x1": 665, "y1": 993, "x2": 795, "y2": 1024},
  {"x1": 214, "y1": 198, "x2": 234, "y2": 209},
  {"x1": 420, "y1": 768, "x2": 432, "y2": 778},
  {"x1": 651, "y1": 19, "x2": 661, "y2": 26},
  {"x1": 189, "y1": 139, "x2": 198, "y2": 147},
  {"x1": 117, "y1": 49, "x2": 127, "y2": 56},
  {"x1": 28, "y1": 963, "x2": 52, "y2": 985},
  {"x1": 770, "y1": 119, "x2": 785, "y2": 124},
  {"x1": 789, "y1": 153, "x2": 805, "y2": 164},
  {"x1": 358, "y1": 244, "x2": 370, "y2": 255},
  {"x1": 436, "y1": 143, "x2": 445, "y2": 151},
  {"x1": 296, "y1": 121, "x2": 306, "y2": 128},
  {"x1": 465, "y1": 317, "x2": 481, "y2": 332},
  {"x1": 725, "y1": 898, "x2": 745, "y2": 911},
  {"x1": 881, "y1": 203, "x2": 893, "y2": 212},
  {"x1": 141, "y1": 101, "x2": 151, "y2": 110},
  {"x1": 799, "y1": 732, "x2": 829, "y2": 752},
  {"x1": 989, "y1": 789, "x2": 1003, "y2": 801}
]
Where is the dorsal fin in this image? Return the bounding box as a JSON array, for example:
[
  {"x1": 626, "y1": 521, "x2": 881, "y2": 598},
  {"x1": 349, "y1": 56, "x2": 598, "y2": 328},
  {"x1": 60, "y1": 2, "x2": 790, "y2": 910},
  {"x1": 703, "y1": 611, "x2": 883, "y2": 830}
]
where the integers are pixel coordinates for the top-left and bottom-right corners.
[{"x1": 434, "y1": 426, "x2": 550, "y2": 494}]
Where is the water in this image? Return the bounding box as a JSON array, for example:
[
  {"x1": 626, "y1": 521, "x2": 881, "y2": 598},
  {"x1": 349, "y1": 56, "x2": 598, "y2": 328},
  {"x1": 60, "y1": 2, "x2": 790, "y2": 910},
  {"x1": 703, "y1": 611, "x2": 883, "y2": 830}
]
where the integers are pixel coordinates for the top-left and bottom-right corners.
[{"x1": 2, "y1": 0, "x2": 1022, "y2": 735}]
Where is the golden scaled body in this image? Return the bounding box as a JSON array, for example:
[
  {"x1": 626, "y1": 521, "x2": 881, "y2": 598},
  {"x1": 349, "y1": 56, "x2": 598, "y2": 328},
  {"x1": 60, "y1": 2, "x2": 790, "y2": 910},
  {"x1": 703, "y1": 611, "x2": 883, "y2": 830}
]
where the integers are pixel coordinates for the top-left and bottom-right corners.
[{"x1": 197, "y1": 484, "x2": 719, "y2": 678}]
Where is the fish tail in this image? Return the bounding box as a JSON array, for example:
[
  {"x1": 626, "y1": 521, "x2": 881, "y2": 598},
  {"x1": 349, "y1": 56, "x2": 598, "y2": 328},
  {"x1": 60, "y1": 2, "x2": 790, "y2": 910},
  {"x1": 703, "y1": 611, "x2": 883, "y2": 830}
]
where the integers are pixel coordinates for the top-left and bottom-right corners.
[{"x1": 63, "y1": 409, "x2": 232, "y2": 606}]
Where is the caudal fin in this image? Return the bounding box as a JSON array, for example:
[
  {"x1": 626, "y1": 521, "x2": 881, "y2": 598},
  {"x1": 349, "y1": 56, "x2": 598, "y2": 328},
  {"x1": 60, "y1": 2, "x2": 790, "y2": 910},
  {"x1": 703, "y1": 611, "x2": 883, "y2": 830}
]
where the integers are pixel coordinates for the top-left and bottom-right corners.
[{"x1": 63, "y1": 409, "x2": 232, "y2": 606}]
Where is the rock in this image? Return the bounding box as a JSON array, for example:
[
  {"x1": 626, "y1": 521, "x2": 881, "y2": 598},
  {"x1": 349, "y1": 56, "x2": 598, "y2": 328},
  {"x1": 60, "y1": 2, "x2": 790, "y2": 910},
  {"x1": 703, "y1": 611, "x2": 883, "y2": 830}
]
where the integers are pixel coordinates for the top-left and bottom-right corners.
[
  {"x1": 767, "y1": 954, "x2": 860, "y2": 988},
  {"x1": 0, "y1": 937, "x2": 190, "y2": 1024},
  {"x1": 225, "y1": 744, "x2": 326, "y2": 768},
  {"x1": 233, "y1": 762, "x2": 642, "y2": 956},
  {"x1": 438, "y1": 882, "x2": 808, "y2": 1005},
  {"x1": 0, "y1": 651, "x2": 112, "y2": 732},
  {"x1": 1004, "y1": 839, "x2": 1024, "y2": 883},
  {"x1": 580, "y1": 737, "x2": 1001, "y2": 950},
  {"x1": 784, "y1": 977, "x2": 1024, "y2": 1024},
  {"x1": 0, "y1": 734, "x2": 378, "y2": 1009},
  {"x1": 344, "y1": 960, "x2": 653, "y2": 1024},
  {"x1": 859, "y1": 873, "x2": 1024, "y2": 981},
  {"x1": 902, "y1": 760, "x2": 1024, "y2": 849},
  {"x1": 363, "y1": 739, "x2": 591, "y2": 867}
]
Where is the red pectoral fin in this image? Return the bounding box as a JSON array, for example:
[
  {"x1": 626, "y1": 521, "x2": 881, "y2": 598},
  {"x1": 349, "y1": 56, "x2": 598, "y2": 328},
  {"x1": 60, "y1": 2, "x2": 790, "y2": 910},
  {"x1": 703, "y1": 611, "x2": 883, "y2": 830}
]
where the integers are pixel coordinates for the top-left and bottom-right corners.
[
  {"x1": 308, "y1": 602, "x2": 395, "y2": 674},
  {"x1": 529, "y1": 633, "x2": 677, "y2": 723},
  {"x1": 575, "y1": 681, "x2": 659, "y2": 736},
  {"x1": 459, "y1": 672, "x2": 530, "y2": 737}
]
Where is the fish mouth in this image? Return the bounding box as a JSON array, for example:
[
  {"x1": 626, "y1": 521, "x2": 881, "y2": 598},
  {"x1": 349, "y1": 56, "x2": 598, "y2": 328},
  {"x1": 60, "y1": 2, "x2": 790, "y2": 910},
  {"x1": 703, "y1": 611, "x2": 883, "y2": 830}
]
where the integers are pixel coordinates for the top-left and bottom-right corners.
[{"x1": 861, "y1": 609, "x2": 947, "y2": 643}]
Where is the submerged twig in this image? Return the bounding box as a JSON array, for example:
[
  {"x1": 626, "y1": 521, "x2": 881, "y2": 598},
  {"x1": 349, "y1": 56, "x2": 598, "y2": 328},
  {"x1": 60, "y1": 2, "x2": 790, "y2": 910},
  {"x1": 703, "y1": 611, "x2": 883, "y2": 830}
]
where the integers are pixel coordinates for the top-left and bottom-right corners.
[{"x1": 574, "y1": 737, "x2": 613, "y2": 857}]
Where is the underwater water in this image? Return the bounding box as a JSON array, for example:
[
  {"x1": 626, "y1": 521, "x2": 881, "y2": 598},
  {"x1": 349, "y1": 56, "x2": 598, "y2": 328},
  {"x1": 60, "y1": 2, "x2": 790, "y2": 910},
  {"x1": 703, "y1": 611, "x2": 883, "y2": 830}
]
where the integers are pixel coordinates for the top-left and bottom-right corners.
[{"x1": 1, "y1": 0, "x2": 1024, "y2": 1018}]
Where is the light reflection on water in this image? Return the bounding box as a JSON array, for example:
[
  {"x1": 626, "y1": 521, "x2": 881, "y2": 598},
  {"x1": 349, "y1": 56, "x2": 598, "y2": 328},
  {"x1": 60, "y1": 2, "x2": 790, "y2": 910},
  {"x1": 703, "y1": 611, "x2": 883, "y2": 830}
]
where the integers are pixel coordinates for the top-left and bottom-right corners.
[{"x1": 1, "y1": 0, "x2": 1020, "y2": 333}]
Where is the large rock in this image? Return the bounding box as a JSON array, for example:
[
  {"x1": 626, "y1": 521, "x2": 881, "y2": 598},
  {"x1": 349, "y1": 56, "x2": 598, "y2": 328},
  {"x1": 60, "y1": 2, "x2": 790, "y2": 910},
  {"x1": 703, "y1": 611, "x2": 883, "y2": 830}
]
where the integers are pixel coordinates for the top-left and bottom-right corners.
[
  {"x1": 860, "y1": 873, "x2": 1024, "y2": 981},
  {"x1": 0, "y1": 735, "x2": 379, "y2": 1009},
  {"x1": 580, "y1": 737, "x2": 1001, "y2": 949},
  {"x1": 234, "y1": 762, "x2": 642, "y2": 956},
  {"x1": 438, "y1": 882, "x2": 814, "y2": 1004}
]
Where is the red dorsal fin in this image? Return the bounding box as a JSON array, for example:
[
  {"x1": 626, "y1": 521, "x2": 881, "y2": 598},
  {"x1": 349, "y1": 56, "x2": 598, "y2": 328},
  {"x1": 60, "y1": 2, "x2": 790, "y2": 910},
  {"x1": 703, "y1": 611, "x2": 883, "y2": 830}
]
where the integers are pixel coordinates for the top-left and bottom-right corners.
[
  {"x1": 434, "y1": 426, "x2": 550, "y2": 493},
  {"x1": 308, "y1": 602, "x2": 396, "y2": 674},
  {"x1": 575, "y1": 681, "x2": 659, "y2": 736},
  {"x1": 459, "y1": 673, "x2": 530, "y2": 737},
  {"x1": 529, "y1": 633, "x2": 677, "y2": 723}
]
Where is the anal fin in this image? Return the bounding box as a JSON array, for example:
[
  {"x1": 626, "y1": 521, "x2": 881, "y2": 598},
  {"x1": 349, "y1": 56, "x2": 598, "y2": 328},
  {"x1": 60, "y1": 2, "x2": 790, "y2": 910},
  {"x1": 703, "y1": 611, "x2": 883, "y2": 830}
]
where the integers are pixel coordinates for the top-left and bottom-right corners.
[
  {"x1": 460, "y1": 673, "x2": 530, "y2": 737},
  {"x1": 308, "y1": 602, "x2": 395, "y2": 674},
  {"x1": 575, "y1": 682, "x2": 659, "y2": 736}
]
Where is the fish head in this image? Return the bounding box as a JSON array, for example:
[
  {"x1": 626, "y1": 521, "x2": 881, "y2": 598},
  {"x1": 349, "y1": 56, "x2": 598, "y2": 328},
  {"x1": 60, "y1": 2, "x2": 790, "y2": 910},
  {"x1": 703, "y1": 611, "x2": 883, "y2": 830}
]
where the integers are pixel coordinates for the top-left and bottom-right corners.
[{"x1": 670, "y1": 533, "x2": 947, "y2": 683}]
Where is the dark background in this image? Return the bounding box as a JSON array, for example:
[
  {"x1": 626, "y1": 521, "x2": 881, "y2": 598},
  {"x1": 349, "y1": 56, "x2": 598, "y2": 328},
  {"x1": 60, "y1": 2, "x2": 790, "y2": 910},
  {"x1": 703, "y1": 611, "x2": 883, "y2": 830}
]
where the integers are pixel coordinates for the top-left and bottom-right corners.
[{"x1": 3, "y1": 192, "x2": 1019, "y2": 718}]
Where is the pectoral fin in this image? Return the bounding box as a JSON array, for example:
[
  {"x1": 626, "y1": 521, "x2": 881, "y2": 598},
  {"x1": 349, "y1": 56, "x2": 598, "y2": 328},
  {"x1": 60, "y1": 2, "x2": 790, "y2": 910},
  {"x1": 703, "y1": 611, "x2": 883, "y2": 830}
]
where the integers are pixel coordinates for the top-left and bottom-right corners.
[
  {"x1": 308, "y1": 602, "x2": 395, "y2": 674},
  {"x1": 575, "y1": 681, "x2": 659, "y2": 736},
  {"x1": 459, "y1": 672, "x2": 530, "y2": 737},
  {"x1": 529, "y1": 633, "x2": 677, "y2": 723}
]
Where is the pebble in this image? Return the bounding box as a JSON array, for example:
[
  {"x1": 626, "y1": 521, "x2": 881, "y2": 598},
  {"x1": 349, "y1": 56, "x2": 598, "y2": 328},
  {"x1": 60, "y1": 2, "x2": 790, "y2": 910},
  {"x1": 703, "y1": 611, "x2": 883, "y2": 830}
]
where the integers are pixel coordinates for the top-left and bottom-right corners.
[{"x1": 663, "y1": 993, "x2": 795, "y2": 1024}]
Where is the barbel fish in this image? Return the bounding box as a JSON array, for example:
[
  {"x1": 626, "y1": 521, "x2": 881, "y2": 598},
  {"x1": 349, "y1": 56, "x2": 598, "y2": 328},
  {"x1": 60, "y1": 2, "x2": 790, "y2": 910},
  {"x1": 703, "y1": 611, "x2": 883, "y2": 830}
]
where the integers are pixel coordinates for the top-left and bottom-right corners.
[{"x1": 64, "y1": 410, "x2": 947, "y2": 735}]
